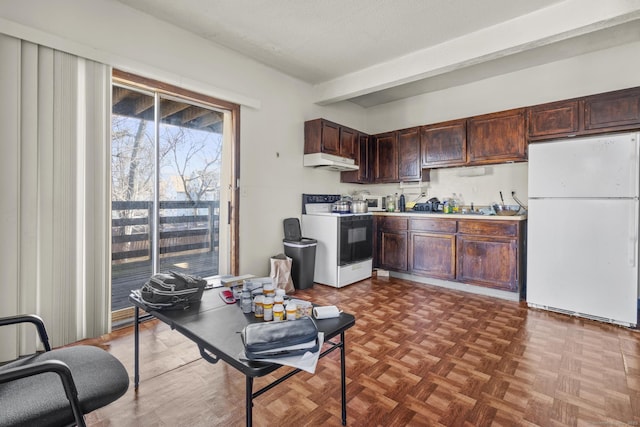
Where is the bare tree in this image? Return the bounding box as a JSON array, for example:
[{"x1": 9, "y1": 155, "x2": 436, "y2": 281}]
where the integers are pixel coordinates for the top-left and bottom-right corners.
[
  {"x1": 111, "y1": 116, "x2": 155, "y2": 203},
  {"x1": 161, "y1": 126, "x2": 222, "y2": 206}
]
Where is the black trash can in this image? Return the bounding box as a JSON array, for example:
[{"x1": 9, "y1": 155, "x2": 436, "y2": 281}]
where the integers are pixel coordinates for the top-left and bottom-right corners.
[{"x1": 283, "y1": 218, "x2": 317, "y2": 290}]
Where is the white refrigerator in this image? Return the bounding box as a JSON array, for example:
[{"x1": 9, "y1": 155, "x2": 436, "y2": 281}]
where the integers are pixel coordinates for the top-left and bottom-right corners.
[{"x1": 527, "y1": 132, "x2": 639, "y2": 327}]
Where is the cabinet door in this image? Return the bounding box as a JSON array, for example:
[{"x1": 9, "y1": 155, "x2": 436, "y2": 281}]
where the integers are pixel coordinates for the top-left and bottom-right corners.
[
  {"x1": 341, "y1": 133, "x2": 370, "y2": 184},
  {"x1": 409, "y1": 232, "x2": 455, "y2": 279},
  {"x1": 321, "y1": 120, "x2": 341, "y2": 155},
  {"x1": 456, "y1": 235, "x2": 518, "y2": 291},
  {"x1": 379, "y1": 230, "x2": 408, "y2": 271},
  {"x1": 373, "y1": 132, "x2": 398, "y2": 182},
  {"x1": 528, "y1": 100, "x2": 579, "y2": 140},
  {"x1": 340, "y1": 126, "x2": 358, "y2": 159},
  {"x1": 467, "y1": 108, "x2": 526, "y2": 164},
  {"x1": 584, "y1": 87, "x2": 640, "y2": 131},
  {"x1": 421, "y1": 120, "x2": 467, "y2": 167},
  {"x1": 397, "y1": 127, "x2": 421, "y2": 181}
]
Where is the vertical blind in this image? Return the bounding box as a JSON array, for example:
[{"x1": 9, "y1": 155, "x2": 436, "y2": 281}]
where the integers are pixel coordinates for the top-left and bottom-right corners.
[{"x1": 0, "y1": 33, "x2": 111, "y2": 361}]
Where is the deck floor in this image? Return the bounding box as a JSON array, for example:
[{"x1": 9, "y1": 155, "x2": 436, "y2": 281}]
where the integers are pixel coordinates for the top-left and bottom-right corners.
[{"x1": 111, "y1": 251, "x2": 219, "y2": 311}]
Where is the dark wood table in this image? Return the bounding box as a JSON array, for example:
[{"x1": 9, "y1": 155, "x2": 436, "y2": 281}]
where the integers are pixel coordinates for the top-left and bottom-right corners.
[{"x1": 129, "y1": 290, "x2": 355, "y2": 426}]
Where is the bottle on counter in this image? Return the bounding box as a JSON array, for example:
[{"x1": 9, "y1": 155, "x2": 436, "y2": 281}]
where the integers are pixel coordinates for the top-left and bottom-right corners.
[
  {"x1": 457, "y1": 193, "x2": 465, "y2": 213},
  {"x1": 394, "y1": 193, "x2": 399, "y2": 212},
  {"x1": 386, "y1": 195, "x2": 395, "y2": 212},
  {"x1": 451, "y1": 193, "x2": 459, "y2": 213},
  {"x1": 399, "y1": 194, "x2": 406, "y2": 212}
]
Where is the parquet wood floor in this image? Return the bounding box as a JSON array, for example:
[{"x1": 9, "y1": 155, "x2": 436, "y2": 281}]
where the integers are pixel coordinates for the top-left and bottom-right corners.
[{"x1": 82, "y1": 276, "x2": 640, "y2": 426}]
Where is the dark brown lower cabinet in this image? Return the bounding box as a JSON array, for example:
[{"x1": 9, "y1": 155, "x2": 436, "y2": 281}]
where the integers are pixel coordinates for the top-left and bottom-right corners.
[
  {"x1": 375, "y1": 215, "x2": 525, "y2": 295},
  {"x1": 409, "y1": 232, "x2": 455, "y2": 279},
  {"x1": 456, "y1": 235, "x2": 518, "y2": 291},
  {"x1": 379, "y1": 230, "x2": 408, "y2": 271},
  {"x1": 377, "y1": 216, "x2": 408, "y2": 271}
]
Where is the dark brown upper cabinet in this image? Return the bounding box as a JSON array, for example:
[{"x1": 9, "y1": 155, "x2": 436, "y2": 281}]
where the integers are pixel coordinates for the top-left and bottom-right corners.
[
  {"x1": 339, "y1": 126, "x2": 358, "y2": 160},
  {"x1": 421, "y1": 119, "x2": 467, "y2": 168},
  {"x1": 467, "y1": 108, "x2": 527, "y2": 164},
  {"x1": 528, "y1": 100, "x2": 580, "y2": 140},
  {"x1": 397, "y1": 127, "x2": 421, "y2": 181},
  {"x1": 373, "y1": 131, "x2": 398, "y2": 183},
  {"x1": 528, "y1": 87, "x2": 640, "y2": 142},
  {"x1": 584, "y1": 87, "x2": 640, "y2": 132},
  {"x1": 341, "y1": 133, "x2": 371, "y2": 184},
  {"x1": 304, "y1": 118, "x2": 358, "y2": 159}
]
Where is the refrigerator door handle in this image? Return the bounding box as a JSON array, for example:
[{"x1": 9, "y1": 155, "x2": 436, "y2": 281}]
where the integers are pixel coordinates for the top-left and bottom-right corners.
[
  {"x1": 630, "y1": 135, "x2": 639, "y2": 195},
  {"x1": 630, "y1": 201, "x2": 639, "y2": 267}
]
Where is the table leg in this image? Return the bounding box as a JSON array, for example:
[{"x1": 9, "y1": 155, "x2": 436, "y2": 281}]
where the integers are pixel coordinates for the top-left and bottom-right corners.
[
  {"x1": 246, "y1": 376, "x2": 253, "y2": 427},
  {"x1": 134, "y1": 306, "x2": 140, "y2": 389},
  {"x1": 340, "y1": 331, "x2": 347, "y2": 426}
]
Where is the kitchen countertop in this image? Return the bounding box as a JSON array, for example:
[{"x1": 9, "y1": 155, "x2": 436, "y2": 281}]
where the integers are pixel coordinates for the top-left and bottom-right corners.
[{"x1": 373, "y1": 211, "x2": 527, "y2": 221}]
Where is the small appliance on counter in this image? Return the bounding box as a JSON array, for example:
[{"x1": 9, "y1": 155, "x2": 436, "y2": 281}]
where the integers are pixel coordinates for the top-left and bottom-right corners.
[
  {"x1": 411, "y1": 197, "x2": 443, "y2": 212},
  {"x1": 363, "y1": 195, "x2": 385, "y2": 211}
]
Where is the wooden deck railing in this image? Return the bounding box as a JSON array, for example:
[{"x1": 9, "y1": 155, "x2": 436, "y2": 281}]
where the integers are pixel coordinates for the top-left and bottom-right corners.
[{"x1": 111, "y1": 200, "x2": 219, "y2": 262}]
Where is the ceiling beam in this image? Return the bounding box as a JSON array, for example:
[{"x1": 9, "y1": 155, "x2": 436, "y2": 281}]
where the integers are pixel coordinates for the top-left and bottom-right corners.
[{"x1": 312, "y1": 0, "x2": 640, "y2": 105}]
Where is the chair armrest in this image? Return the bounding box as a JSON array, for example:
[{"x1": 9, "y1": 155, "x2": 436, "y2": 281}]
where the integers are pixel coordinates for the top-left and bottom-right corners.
[
  {"x1": 0, "y1": 314, "x2": 51, "y2": 351},
  {"x1": 0, "y1": 360, "x2": 86, "y2": 427}
]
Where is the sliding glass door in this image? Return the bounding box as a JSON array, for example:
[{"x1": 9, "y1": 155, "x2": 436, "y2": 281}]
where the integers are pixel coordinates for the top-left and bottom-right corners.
[{"x1": 110, "y1": 74, "x2": 238, "y2": 322}]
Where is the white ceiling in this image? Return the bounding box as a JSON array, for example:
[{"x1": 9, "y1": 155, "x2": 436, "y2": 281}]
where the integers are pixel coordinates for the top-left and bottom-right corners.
[{"x1": 117, "y1": 0, "x2": 640, "y2": 107}]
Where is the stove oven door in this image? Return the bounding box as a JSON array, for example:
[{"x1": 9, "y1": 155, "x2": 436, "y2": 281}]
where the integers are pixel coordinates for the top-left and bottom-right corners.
[{"x1": 338, "y1": 215, "x2": 373, "y2": 266}]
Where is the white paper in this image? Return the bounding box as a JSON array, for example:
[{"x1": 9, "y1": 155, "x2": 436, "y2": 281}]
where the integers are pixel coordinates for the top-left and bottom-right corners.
[
  {"x1": 313, "y1": 306, "x2": 341, "y2": 319},
  {"x1": 240, "y1": 332, "x2": 324, "y2": 374}
]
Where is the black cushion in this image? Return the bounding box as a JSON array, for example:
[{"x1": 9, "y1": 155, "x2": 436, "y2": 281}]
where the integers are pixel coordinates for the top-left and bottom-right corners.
[{"x1": 0, "y1": 345, "x2": 129, "y2": 427}]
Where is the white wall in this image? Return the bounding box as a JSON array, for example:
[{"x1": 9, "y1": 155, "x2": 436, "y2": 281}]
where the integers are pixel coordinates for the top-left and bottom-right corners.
[
  {"x1": 360, "y1": 41, "x2": 640, "y2": 205},
  {"x1": 0, "y1": 0, "x2": 366, "y2": 276}
]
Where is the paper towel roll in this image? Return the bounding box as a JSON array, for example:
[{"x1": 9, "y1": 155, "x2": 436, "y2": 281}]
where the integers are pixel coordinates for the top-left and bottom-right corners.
[{"x1": 313, "y1": 305, "x2": 341, "y2": 319}]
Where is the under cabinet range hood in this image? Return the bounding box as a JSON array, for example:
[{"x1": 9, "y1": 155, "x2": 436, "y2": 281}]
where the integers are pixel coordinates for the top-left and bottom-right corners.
[{"x1": 303, "y1": 152, "x2": 359, "y2": 172}]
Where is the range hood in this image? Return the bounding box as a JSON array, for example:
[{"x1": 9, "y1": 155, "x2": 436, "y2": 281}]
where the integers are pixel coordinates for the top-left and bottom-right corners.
[{"x1": 303, "y1": 152, "x2": 359, "y2": 172}]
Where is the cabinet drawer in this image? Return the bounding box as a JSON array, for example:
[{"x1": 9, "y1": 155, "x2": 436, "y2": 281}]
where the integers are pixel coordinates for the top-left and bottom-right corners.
[
  {"x1": 457, "y1": 220, "x2": 518, "y2": 237},
  {"x1": 377, "y1": 216, "x2": 408, "y2": 231},
  {"x1": 410, "y1": 218, "x2": 457, "y2": 233}
]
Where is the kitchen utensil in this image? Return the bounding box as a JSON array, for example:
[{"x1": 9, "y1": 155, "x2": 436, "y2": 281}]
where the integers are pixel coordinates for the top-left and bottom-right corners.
[
  {"x1": 332, "y1": 199, "x2": 351, "y2": 213},
  {"x1": 493, "y1": 204, "x2": 520, "y2": 216},
  {"x1": 511, "y1": 191, "x2": 528, "y2": 210},
  {"x1": 499, "y1": 191, "x2": 505, "y2": 205},
  {"x1": 350, "y1": 200, "x2": 368, "y2": 213}
]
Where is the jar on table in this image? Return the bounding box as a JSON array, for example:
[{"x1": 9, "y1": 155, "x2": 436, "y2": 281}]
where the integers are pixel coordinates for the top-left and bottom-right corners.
[
  {"x1": 241, "y1": 290, "x2": 252, "y2": 314},
  {"x1": 273, "y1": 304, "x2": 284, "y2": 322},
  {"x1": 263, "y1": 283, "x2": 275, "y2": 298},
  {"x1": 285, "y1": 302, "x2": 297, "y2": 320},
  {"x1": 263, "y1": 297, "x2": 274, "y2": 321},
  {"x1": 254, "y1": 295, "x2": 264, "y2": 319},
  {"x1": 274, "y1": 295, "x2": 284, "y2": 306}
]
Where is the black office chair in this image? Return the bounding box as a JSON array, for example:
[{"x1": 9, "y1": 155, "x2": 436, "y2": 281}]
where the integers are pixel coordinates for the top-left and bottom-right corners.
[{"x1": 0, "y1": 314, "x2": 129, "y2": 427}]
